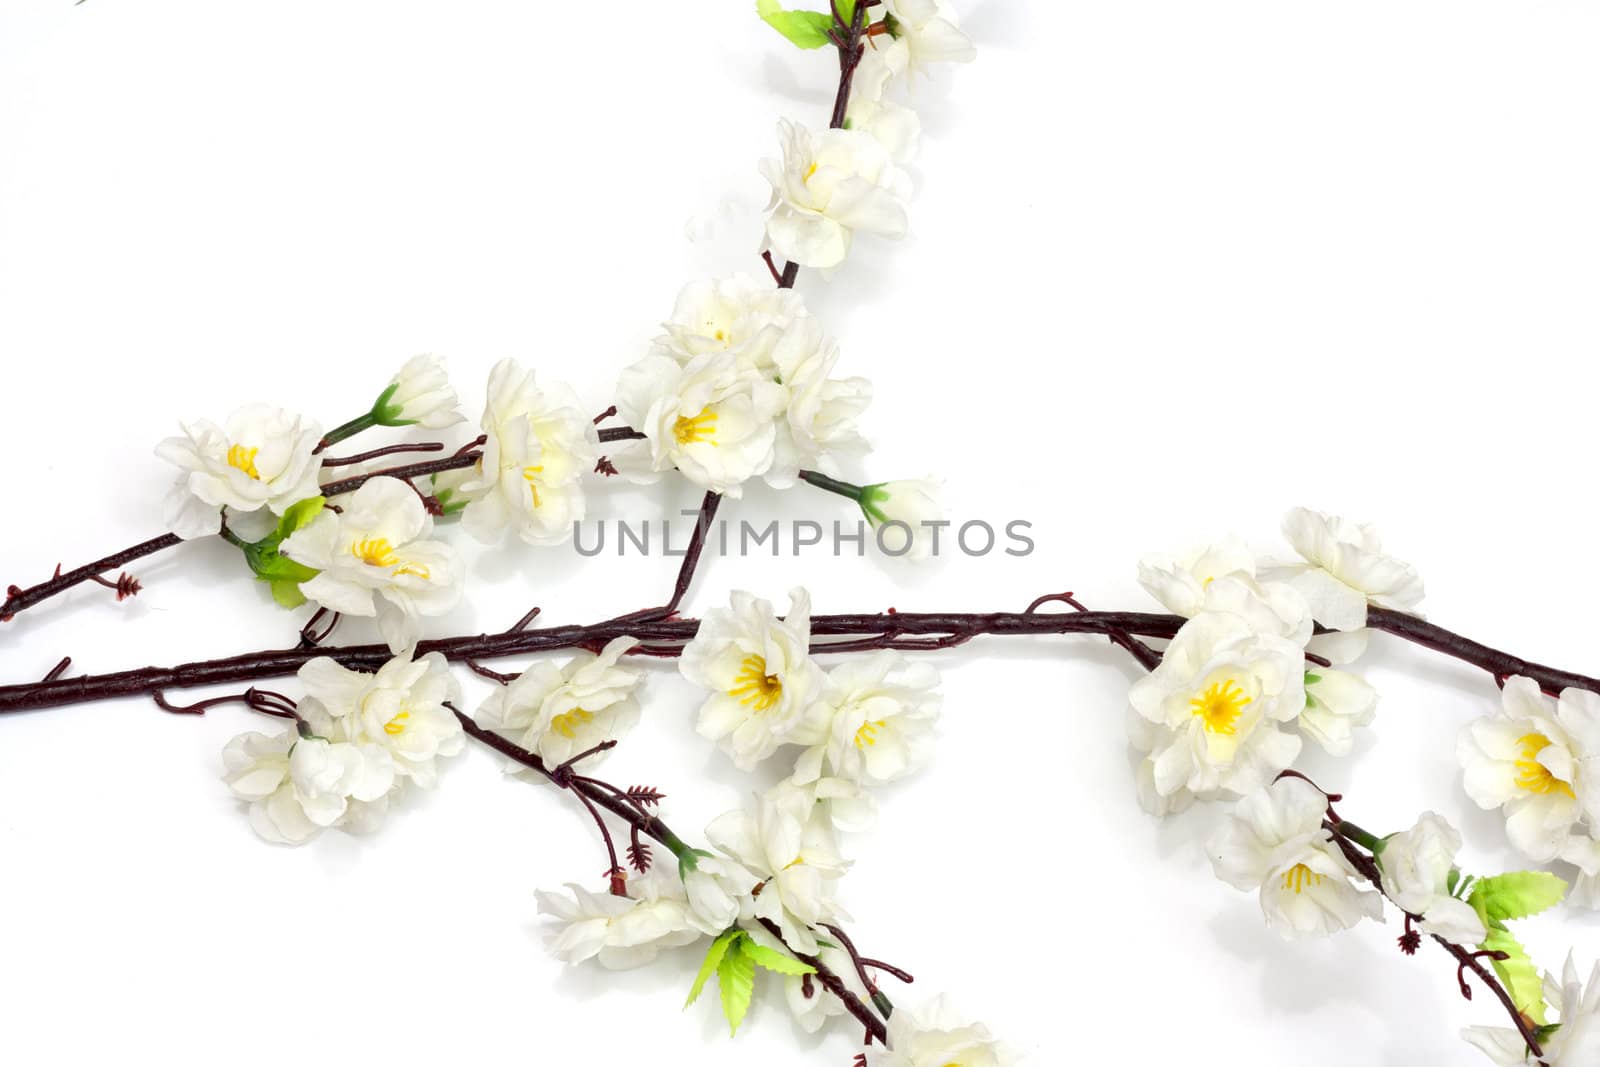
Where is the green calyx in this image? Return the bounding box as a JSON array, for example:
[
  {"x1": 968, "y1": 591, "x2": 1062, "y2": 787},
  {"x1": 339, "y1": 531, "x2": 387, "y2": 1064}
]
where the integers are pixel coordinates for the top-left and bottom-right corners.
[{"x1": 226, "y1": 496, "x2": 325, "y2": 608}]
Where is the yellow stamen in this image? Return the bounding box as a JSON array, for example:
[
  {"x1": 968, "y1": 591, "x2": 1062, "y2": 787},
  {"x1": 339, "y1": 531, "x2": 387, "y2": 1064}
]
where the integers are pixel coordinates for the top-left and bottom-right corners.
[
  {"x1": 1190, "y1": 678, "x2": 1251, "y2": 736},
  {"x1": 1281, "y1": 863, "x2": 1324, "y2": 895},
  {"x1": 854, "y1": 720, "x2": 887, "y2": 749},
  {"x1": 1514, "y1": 733, "x2": 1576, "y2": 798},
  {"x1": 729, "y1": 654, "x2": 782, "y2": 712},
  {"x1": 393, "y1": 562, "x2": 431, "y2": 580},
  {"x1": 353, "y1": 537, "x2": 399, "y2": 568},
  {"x1": 804, "y1": 161, "x2": 819, "y2": 182},
  {"x1": 523, "y1": 465, "x2": 545, "y2": 508},
  {"x1": 673, "y1": 409, "x2": 718, "y2": 447},
  {"x1": 384, "y1": 711, "x2": 411, "y2": 737},
  {"x1": 550, "y1": 708, "x2": 595, "y2": 739},
  {"x1": 226, "y1": 444, "x2": 261, "y2": 480},
  {"x1": 713, "y1": 328, "x2": 727, "y2": 342}
]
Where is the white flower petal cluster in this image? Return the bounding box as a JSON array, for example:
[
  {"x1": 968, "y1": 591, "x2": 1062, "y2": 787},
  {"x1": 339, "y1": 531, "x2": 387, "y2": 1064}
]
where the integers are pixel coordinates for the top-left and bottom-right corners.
[
  {"x1": 702, "y1": 783, "x2": 849, "y2": 955},
  {"x1": 793, "y1": 650, "x2": 941, "y2": 787},
  {"x1": 157, "y1": 404, "x2": 322, "y2": 540},
  {"x1": 1465, "y1": 955, "x2": 1600, "y2": 1065},
  {"x1": 457, "y1": 358, "x2": 598, "y2": 546},
  {"x1": 379, "y1": 354, "x2": 464, "y2": 429},
  {"x1": 783, "y1": 941, "x2": 868, "y2": 1033},
  {"x1": 1130, "y1": 611, "x2": 1306, "y2": 810},
  {"x1": 1300, "y1": 668, "x2": 1378, "y2": 758},
  {"x1": 681, "y1": 588, "x2": 826, "y2": 770},
  {"x1": 1209, "y1": 776, "x2": 1384, "y2": 939},
  {"x1": 1459, "y1": 676, "x2": 1600, "y2": 869},
  {"x1": 873, "y1": 995, "x2": 1014, "y2": 1067},
  {"x1": 761, "y1": 119, "x2": 911, "y2": 270},
  {"x1": 616, "y1": 280, "x2": 872, "y2": 495},
  {"x1": 860, "y1": 479, "x2": 943, "y2": 559},
  {"x1": 1378, "y1": 812, "x2": 1486, "y2": 945},
  {"x1": 535, "y1": 867, "x2": 700, "y2": 970},
  {"x1": 222, "y1": 651, "x2": 462, "y2": 843},
  {"x1": 476, "y1": 636, "x2": 643, "y2": 769},
  {"x1": 281, "y1": 477, "x2": 463, "y2": 654},
  {"x1": 882, "y1": 0, "x2": 977, "y2": 78},
  {"x1": 1276, "y1": 506, "x2": 1424, "y2": 631},
  {"x1": 844, "y1": 44, "x2": 921, "y2": 165}
]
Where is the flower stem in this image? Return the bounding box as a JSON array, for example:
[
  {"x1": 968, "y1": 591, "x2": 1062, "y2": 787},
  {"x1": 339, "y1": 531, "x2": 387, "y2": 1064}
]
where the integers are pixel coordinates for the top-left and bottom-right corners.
[
  {"x1": 799, "y1": 469, "x2": 865, "y2": 502},
  {"x1": 316, "y1": 411, "x2": 378, "y2": 453},
  {"x1": 1333, "y1": 819, "x2": 1384, "y2": 854}
]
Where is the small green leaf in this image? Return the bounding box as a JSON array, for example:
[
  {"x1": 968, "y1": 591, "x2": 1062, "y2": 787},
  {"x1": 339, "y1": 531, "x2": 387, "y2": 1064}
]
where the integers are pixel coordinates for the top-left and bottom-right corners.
[
  {"x1": 1304, "y1": 672, "x2": 1323, "y2": 686},
  {"x1": 275, "y1": 496, "x2": 325, "y2": 538},
  {"x1": 740, "y1": 939, "x2": 816, "y2": 977},
  {"x1": 1482, "y1": 927, "x2": 1549, "y2": 1026},
  {"x1": 686, "y1": 929, "x2": 740, "y2": 1008},
  {"x1": 756, "y1": 0, "x2": 835, "y2": 49},
  {"x1": 1469, "y1": 871, "x2": 1568, "y2": 924},
  {"x1": 269, "y1": 578, "x2": 308, "y2": 609},
  {"x1": 718, "y1": 939, "x2": 757, "y2": 1035}
]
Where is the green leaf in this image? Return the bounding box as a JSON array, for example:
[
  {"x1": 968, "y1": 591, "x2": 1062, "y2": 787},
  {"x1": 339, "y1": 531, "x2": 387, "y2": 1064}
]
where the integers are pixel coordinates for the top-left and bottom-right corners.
[
  {"x1": 686, "y1": 929, "x2": 740, "y2": 1008},
  {"x1": 269, "y1": 578, "x2": 308, "y2": 609},
  {"x1": 740, "y1": 939, "x2": 816, "y2": 977},
  {"x1": 1482, "y1": 927, "x2": 1549, "y2": 1027},
  {"x1": 756, "y1": 0, "x2": 835, "y2": 49},
  {"x1": 718, "y1": 939, "x2": 757, "y2": 1035},
  {"x1": 1469, "y1": 871, "x2": 1568, "y2": 925},
  {"x1": 275, "y1": 496, "x2": 325, "y2": 539}
]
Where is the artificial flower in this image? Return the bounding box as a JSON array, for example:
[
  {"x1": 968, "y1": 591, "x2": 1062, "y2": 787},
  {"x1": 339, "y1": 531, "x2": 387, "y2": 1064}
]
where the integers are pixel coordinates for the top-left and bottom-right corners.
[
  {"x1": 296, "y1": 650, "x2": 464, "y2": 787},
  {"x1": 883, "y1": 0, "x2": 977, "y2": 77},
  {"x1": 704, "y1": 786, "x2": 849, "y2": 955},
  {"x1": 1275, "y1": 507, "x2": 1424, "y2": 631},
  {"x1": 769, "y1": 318, "x2": 872, "y2": 484},
  {"x1": 681, "y1": 588, "x2": 825, "y2": 770},
  {"x1": 476, "y1": 636, "x2": 643, "y2": 768},
  {"x1": 680, "y1": 850, "x2": 759, "y2": 936},
  {"x1": 535, "y1": 867, "x2": 700, "y2": 970},
  {"x1": 859, "y1": 478, "x2": 942, "y2": 558},
  {"x1": 1458, "y1": 676, "x2": 1599, "y2": 863},
  {"x1": 221, "y1": 728, "x2": 395, "y2": 845},
  {"x1": 613, "y1": 351, "x2": 785, "y2": 496},
  {"x1": 793, "y1": 650, "x2": 941, "y2": 786},
  {"x1": 1299, "y1": 668, "x2": 1378, "y2": 757},
  {"x1": 1209, "y1": 776, "x2": 1384, "y2": 939},
  {"x1": 281, "y1": 476, "x2": 463, "y2": 653},
  {"x1": 376, "y1": 353, "x2": 464, "y2": 429},
  {"x1": 783, "y1": 941, "x2": 867, "y2": 1033},
  {"x1": 1464, "y1": 954, "x2": 1600, "y2": 1065},
  {"x1": 874, "y1": 995, "x2": 1013, "y2": 1067},
  {"x1": 654, "y1": 274, "x2": 808, "y2": 368},
  {"x1": 844, "y1": 43, "x2": 921, "y2": 164},
  {"x1": 1137, "y1": 537, "x2": 1259, "y2": 618},
  {"x1": 157, "y1": 404, "x2": 322, "y2": 540},
  {"x1": 457, "y1": 359, "x2": 598, "y2": 546},
  {"x1": 1129, "y1": 611, "x2": 1306, "y2": 805},
  {"x1": 761, "y1": 119, "x2": 911, "y2": 269},
  {"x1": 1378, "y1": 812, "x2": 1486, "y2": 945}
]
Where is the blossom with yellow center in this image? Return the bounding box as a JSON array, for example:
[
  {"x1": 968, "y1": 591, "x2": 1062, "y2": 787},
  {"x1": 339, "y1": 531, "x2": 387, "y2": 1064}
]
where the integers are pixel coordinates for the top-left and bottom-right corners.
[
  {"x1": 226, "y1": 444, "x2": 261, "y2": 480},
  {"x1": 1190, "y1": 678, "x2": 1250, "y2": 736},
  {"x1": 549, "y1": 707, "x2": 595, "y2": 739},
  {"x1": 673, "y1": 409, "x2": 718, "y2": 446},
  {"x1": 729, "y1": 654, "x2": 783, "y2": 711},
  {"x1": 1514, "y1": 733, "x2": 1576, "y2": 798}
]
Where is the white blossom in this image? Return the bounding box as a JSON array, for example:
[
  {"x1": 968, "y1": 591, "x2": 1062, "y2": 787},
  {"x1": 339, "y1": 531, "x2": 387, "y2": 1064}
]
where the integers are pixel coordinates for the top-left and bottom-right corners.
[
  {"x1": 704, "y1": 786, "x2": 849, "y2": 955},
  {"x1": 377, "y1": 354, "x2": 464, "y2": 429},
  {"x1": 613, "y1": 351, "x2": 785, "y2": 496},
  {"x1": 1458, "y1": 676, "x2": 1600, "y2": 863},
  {"x1": 767, "y1": 317, "x2": 872, "y2": 485},
  {"x1": 1275, "y1": 507, "x2": 1424, "y2": 631},
  {"x1": 296, "y1": 651, "x2": 464, "y2": 788},
  {"x1": 783, "y1": 941, "x2": 867, "y2": 1033},
  {"x1": 681, "y1": 850, "x2": 760, "y2": 936},
  {"x1": 761, "y1": 119, "x2": 911, "y2": 270},
  {"x1": 475, "y1": 636, "x2": 643, "y2": 769},
  {"x1": 457, "y1": 359, "x2": 598, "y2": 546},
  {"x1": 1129, "y1": 611, "x2": 1305, "y2": 807},
  {"x1": 859, "y1": 478, "x2": 942, "y2": 558},
  {"x1": 874, "y1": 995, "x2": 1014, "y2": 1067},
  {"x1": 535, "y1": 867, "x2": 700, "y2": 970},
  {"x1": 1209, "y1": 776, "x2": 1384, "y2": 939},
  {"x1": 1378, "y1": 812, "x2": 1486, "y2": 945},
  {"x1": 1137, "y1": 537, "x2": 1259, "y2": 618},
  {"x1": 1464, "y1": 955, "x2": 1600, "y2": 1065},
  {"x1": 682, "y1": 588, "x2": 825, "y2": 770},
  {"x1": 654, "y1": 274, "x2": 808, "y2": 369},
  {"x1": 281, "y1": 477, "x2": 463, "y2": 653},
  {"x1": 157, "y1": 404, "x2": 322, "y2": 540},
  {"x1": 845, "y1": 43, "x2": 921, "y2": 164},
  {"x1": 1300, "y1": 668, "x2": 1378, "y2": 757},
  {"x1": 882, "y1": 0, "x2": 977, "y2": 77},
  {"x1": 793, "y1": 650, "x2": 941, "y2": 786},
  {"x1": 221, "y1": 728, "x2": 394, "y2": 845}
]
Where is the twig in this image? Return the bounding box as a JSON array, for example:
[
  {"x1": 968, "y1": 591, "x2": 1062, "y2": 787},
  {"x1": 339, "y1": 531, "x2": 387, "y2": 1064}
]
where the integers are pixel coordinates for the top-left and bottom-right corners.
[{"x1": 320, "y1": 441, "x2": 444, "y2": 468}]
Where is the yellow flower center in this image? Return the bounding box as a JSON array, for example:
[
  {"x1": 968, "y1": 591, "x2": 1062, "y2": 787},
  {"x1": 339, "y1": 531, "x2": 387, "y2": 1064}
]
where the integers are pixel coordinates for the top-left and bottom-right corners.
[
  {"x1": 1515, "y1": 733, "x2": 1575, "y2": 798},
  {"x1": 354, "y1": 537, "x2": 399, "y2": 567},
  {"x1": 523, "y1": 464, "x2": 545, "y2": 508},
  {"x1": 1190, "y1": 678, "x2": 1250, "y2": 736},
  {"x1": 804, "y1": 161, "x2": 819, "y2": 182},
  {"x1": 384, "y1": 711, "x2": 411, "y2": 737},
  {"x1": 854, "y1": 720, "x2": 887, "y2": 749},
  {"x1": 550, "y1": 707, "x2": 595, "y2": 739},
  {"x1": 713, "y1": 328, "x2": 727, "y2": 342},
  {"x1": 226, "y1": 444, "x2": 261, "y2": 480},
  {"x1": 1281, "y1": 863, "x2": 1324, "y2": 895},
  {"x1": 673, "y1": 409, "x2": 718, "y2": 446},
  {"x1": 729, "y1": 654, "x2": 782, "y2": 712}
]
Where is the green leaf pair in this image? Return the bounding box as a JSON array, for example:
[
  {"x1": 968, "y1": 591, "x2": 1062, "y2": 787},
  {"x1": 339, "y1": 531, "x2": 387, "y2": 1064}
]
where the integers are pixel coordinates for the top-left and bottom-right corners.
[
  {"x1": 686, "y1": 928, "x2": 816, "y2": 1035},
  {"x1": 234, "y1": 496, "x2": 325, "y2": 608},
  {"x1": 1466, "y1": 870, "x2": 1568, "y2": 1026},
  {"x1": 756, "y1": 0, "x2": 857, "y2": 50}
]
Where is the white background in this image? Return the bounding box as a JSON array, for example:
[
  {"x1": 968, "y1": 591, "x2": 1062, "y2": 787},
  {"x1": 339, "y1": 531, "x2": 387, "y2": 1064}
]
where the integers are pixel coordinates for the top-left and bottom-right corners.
[{"x1": 2, "y1": 1, "x2": 1598, "y2": 1063}]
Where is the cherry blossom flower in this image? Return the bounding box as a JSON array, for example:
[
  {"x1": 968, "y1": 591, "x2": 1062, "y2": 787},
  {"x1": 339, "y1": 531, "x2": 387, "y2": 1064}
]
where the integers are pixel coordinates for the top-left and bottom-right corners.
[
  {"x1": 476, "y1": 636, "x2": 643, "y2": 769},
  {"x1": 535, "y1": 867, "x2": 700, "y2": 970},
  {"x1": 793, "y1": 650, "x2": 941, "y2": 787},
  {"x1": 377, "y1": 353, "x2": 464, "y2": 429},
  {"x1": 653, "y1": 274, "x2": 808, "y2": 368},
  {"x1": 221, "y1": 729, "x2": 394, "y2": 846},
  {"x1": 296, "y1": 651, "x2": 464, "y2": 788},
  {"x1": 1275, "y1": 507, "x2": 1424, "y2": 631},
  {"x1": 157, "y1": 404, "x2": 323, "y2": 540},
  {"x1": 859, "y1": 478, "x2": 942, "y2": 558},
  {"x1": 874, "y1": 995, "x2": 1014, "y2": 1066},
  {"x1": 1464, "y1": 954, "x2": 1600, "y2": 1064},
  {"x1": 1378, "y1": 812, "x2": 1486, "y2": 945},
  {"x1": 882, "y1": 0, "x2": 977, "y2": 77},
  {"x1": 761, "y1": 119, "x2": 911, "y2": 269}
]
